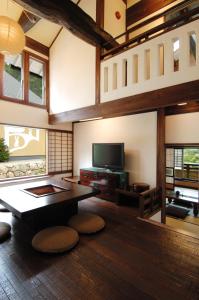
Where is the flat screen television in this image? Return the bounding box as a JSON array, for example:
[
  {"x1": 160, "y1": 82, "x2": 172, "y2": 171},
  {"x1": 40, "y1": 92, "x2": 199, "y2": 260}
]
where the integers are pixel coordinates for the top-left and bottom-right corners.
[{"x1": 92, "y1": 143, "x2": 124, "y2": 170}]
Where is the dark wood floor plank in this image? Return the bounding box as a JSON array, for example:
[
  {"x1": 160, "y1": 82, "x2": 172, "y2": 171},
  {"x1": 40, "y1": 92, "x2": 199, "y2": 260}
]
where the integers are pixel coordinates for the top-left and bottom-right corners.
[{"x1": 0, "y1": 198, "x2": 199, "y2": 300}]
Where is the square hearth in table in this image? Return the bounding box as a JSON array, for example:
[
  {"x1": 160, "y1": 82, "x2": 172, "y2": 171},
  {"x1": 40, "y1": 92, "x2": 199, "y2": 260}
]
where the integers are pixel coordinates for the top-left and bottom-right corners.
[{"x1": 0, "y1": 178, "x2": 98, "y2": 230}]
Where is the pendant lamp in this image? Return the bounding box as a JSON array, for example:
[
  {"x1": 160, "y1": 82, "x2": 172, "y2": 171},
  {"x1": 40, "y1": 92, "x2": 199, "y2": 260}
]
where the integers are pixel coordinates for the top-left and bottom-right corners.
[{"x1": 0, "y1": 15, "x2": 25, "y2": 55}]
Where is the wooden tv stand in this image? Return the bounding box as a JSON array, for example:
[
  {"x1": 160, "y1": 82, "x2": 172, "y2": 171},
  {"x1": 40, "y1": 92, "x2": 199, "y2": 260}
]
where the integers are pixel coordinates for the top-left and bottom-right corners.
[{"x1": 80, "y1": 168, "x2": 129, "y2": 201}]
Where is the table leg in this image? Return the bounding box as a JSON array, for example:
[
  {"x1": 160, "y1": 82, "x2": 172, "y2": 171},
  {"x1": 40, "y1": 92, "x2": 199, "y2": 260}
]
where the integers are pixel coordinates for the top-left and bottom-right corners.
[
  {"x1": 193, "y1": 203, "x2": 199, "y2": 217},
  {"x1": 168, "y1": 198, "x2": 172, "y2": 204}
]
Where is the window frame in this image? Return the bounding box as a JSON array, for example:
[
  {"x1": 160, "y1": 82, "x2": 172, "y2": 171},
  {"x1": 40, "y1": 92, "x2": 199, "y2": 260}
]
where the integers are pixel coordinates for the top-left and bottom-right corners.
[
  {"x1": 0, "y1": 123, "x2": 73, "y2": 182},
  {"x1": 0, "y1": 51, "x2": 49, "y2": 110}
]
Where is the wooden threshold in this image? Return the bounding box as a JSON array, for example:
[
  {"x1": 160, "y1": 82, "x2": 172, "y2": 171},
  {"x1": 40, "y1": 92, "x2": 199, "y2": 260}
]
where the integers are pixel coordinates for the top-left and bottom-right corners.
[{"x1": 49, "y1": 80, "x2": 199, "y2": 124}]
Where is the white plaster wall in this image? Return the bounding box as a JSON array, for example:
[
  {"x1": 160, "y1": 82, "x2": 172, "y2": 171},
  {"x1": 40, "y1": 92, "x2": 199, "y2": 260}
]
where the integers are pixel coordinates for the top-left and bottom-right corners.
[
  {"x1": 166, "y1": 112, "x2": 199, "y2": 144},
  {"x1": 0, "y1": 99, "x2": 72, "y2": 130},
  {"x1": 74, "y1": 112, "x2": 157, "y2": 187},
  {"x1": 50, "y1": 0, "x2": 96, "y2": 114},
  {"x1": 104, "y1": 0, "x2": 126, "y2": 44}
]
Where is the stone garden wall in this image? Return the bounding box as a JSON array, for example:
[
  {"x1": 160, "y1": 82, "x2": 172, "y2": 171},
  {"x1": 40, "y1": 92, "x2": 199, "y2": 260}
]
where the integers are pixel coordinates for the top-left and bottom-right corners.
[{"x1": 0, "y1": 159, "x2": 46, "y2": 179}]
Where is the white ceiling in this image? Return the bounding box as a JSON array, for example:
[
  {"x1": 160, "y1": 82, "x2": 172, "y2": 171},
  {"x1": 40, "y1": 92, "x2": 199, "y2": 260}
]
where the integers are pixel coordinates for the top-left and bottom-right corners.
[{"x1": 0, "y1": 0, "x2": 62, "y2": 47}]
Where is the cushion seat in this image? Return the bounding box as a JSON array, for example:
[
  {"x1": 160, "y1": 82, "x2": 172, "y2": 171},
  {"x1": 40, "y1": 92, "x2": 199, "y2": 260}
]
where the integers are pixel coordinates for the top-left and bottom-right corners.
[
  {"x1": 0, "y1": 222, "x2": 11, "y2": 242},
  {"x1": 68, "y1": 213, "x2": 105, "y2": 234},
  {"x1": 32, "y1": 226, "x2": 79, "y2": 253},
  {"x1": 166, "y1": 204, "x2": 190, "y2": 218},
  {"x1": 0, "y1": 204, "x2": 9, "y2": 212}
]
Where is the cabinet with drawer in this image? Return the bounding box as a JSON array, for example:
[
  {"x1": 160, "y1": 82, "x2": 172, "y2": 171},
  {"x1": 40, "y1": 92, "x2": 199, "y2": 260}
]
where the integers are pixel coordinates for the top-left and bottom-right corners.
[{"x1": 80, "y1": 168, "x2": 128, "y2": 201}]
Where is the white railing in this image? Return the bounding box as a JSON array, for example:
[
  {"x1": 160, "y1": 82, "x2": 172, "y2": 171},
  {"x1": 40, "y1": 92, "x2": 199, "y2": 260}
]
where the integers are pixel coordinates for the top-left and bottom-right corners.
[{"x1": 101, "y1": 19, "x2": 199, "y2": 103}]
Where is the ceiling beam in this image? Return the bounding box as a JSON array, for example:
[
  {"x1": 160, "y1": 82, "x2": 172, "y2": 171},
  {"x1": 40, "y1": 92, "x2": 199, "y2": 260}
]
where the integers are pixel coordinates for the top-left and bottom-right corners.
[
  {"x1": 18, "y1": 10, "x2": 41, "y2": 32},
  {"x1": 127, "y1": 0, "x2": 177, "y2": 27},
  {"x1": 49, "y1": 80, "x2": 199, "y2": 123},
  {"x1": 14, "y1": 0, "x2": 118, "y2": 50}
]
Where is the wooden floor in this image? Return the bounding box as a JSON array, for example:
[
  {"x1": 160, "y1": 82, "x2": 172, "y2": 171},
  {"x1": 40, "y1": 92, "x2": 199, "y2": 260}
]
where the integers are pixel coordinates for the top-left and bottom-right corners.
[{"x1": 0, "y1": 197, "x2": 199, "y2": 300}]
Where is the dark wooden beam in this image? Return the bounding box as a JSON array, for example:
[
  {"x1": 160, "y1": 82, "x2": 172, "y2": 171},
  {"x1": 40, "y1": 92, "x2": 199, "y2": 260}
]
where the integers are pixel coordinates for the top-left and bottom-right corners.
[
  {"x1": 18, "y1": 10, "x2": 41, "y2": 32},
  {"x1": 25, "y1": 36, "x2": 49, "y2": 56},
  {"x1": 96, "y1": 0, "x2": 104, "y2": 105},
  {"x1": 14, "y1": 0, "x2": 118, "y2": 50},
  {"x1": 165, "y1": 101, "x2": 199, "y2": 115},
  {"x1": 157, "y1": 108, "x2": 166, "y2": 224},
  {"x1": 127, "y1": 0, "x2": 176, "y2": 27},
  {"x1": 49, "y1": 80, "x2": 199, "y2": 123}
]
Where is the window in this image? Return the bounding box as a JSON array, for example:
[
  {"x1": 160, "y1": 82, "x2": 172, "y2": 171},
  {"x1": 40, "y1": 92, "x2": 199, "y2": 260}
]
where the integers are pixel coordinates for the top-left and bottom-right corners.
[
  {"x1": 29, "y1": 56, "x2": 46, "y2": 106},
  {"x1": 3, "y1": 54, "x2": 23, "y2": 100},
  {"x1": 0, "y1": 124, "x2": 47, "y2": 180},
  {"x1": 166, "y1": 146, "x2": 199, "y2": 189},
  {"x1": 0, "y1": 125, "x2": 73, "y2": 180},
  {"x1": 0, "y1": 51, "x2": 48, "y2": 108}
]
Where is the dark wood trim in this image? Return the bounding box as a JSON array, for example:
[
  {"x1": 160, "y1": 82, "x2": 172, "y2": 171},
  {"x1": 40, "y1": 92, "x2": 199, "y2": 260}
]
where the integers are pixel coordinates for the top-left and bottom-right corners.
[
  {"x1": 18, "y1": 10, "x2": 41, "y2": 32},
  {"x1": 165, "y1": 101, "x2": 199, "y2": 115},
  {"x1": 49, "y1": 27, "x2": 63, "y2": 49},
  {"x1": 157, "y1": 108, "x2": 166, "y2": 224},
  {"x1": 126, "y1": 0, "x2": 176, "y2": 27},
  {"x1": 72, "y1": 122, "x2": 75, "y2": 177},
  {"x1": 46, "y1": 57, "x2": 50, "y2": 112},
  {"x1": 48, "y1": 170, "x2": 73, "y2": 175},
  {"x1": 49, "y1": 80, "x2": 199, "y2": 123},
  {"x1": 27, "y1": 50, "x2": 49, "y2": 62},
  {"x1": 0, "y1": 95, "x2": 47, "y2": 109},
  {"x1": 165, "y1": 143, "x2": 199, "y2": 148},
  {"x1": 102, "y1": 11, "x2": 199, "y2": 59},
  {"x1": 95, "y1": 0, "x2": 104, "y2": 105},
  {"x1": 0, "y1": 54, "x2": 4, "y2": 96},
  {"x1": 25, "y1": 36, "x2": 49, "y2": 57},
  {"x1": 96, "y1": 47, "x2": 101, "y2": 104},
  {"x1": 23, "y1": 51, "x2": 29, "y2": 104}
]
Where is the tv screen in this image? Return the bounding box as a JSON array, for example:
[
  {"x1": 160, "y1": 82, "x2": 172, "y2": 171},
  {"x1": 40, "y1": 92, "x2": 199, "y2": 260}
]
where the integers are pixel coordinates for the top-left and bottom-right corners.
[{"x1": 92, "y1": 143, "x2": 124, "y2": 170}]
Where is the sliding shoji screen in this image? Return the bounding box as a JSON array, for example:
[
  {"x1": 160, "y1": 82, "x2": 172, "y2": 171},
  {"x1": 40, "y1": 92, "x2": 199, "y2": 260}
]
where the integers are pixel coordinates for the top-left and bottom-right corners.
[{"x1": 48, "y1": 130, "x2": 73, "y2": 174}]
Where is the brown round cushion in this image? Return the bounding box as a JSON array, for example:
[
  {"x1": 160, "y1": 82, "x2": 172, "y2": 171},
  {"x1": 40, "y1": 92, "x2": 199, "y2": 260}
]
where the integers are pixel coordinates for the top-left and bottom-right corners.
[
  {"x1": 0, "y1": 222, "x2": 11, "y2": 242},
  {"x1": 32, "y1": 226, "x2": 79, "y2": 253},
  {"x1": 0, "y1": 204, "x2": 9, "y2": 212},
  {"x1": 68, "y1": 213, "x2": 105, "y2": 234}
]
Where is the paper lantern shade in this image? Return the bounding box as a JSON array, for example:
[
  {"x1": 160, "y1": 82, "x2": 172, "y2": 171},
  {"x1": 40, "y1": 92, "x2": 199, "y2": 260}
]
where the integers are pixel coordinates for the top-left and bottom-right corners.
[{"x1": 0, "y1": 16, "x2": 25, "y2": 55}]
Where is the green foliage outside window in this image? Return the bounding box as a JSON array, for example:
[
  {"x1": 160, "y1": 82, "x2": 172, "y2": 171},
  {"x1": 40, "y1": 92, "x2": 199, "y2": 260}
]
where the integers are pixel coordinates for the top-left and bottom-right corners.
[
  {"x1": 0, "y1": 138, "x2": 9, "y2": 162},
  {"x1": 5, "y1": 64, "x2": 42, "y2": 98},
  {"x1": 184, "y1": 149, "x2": 199, "y2": 164},
  {"x1": 5, "y1": 64, "x2": 21, "y2": 81}
]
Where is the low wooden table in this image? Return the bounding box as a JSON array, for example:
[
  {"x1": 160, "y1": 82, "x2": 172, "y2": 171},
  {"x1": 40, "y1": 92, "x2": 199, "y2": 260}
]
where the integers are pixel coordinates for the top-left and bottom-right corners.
[
  {"x1": 0, "y1": 178, "x2": 98, "y2": 229},
  {"x1": 166, "y1": 189, "x2": 199, "y2": 216}
]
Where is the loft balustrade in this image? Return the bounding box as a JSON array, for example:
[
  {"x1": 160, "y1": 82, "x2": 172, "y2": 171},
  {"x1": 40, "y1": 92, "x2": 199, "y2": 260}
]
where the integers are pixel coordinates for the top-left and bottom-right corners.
[
  {"x1": 101, "y1": 18, "x2": 199, "y2": 102},
  {"x1": 100, "y1": 0, "x2": 199, "y2": 103}
]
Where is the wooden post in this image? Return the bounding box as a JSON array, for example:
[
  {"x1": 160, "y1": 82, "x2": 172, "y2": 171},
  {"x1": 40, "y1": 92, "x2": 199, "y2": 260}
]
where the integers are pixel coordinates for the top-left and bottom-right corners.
[{"x1": 157, "y1": 108, "x2": 166, "y2": 223}]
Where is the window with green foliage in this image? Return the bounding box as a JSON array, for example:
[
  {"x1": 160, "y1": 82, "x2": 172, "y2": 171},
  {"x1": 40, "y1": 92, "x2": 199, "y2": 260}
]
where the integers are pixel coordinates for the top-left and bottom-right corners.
[
  {"x1": 29, "y1": 57, "x2": 45, "y2": 105},
  {"x1": 184, "y1": 148, "x2": 199, "y2": 164},
  {"x1": 3, "y1": 54, "x2": 23, "y2": 100},
  {"x1": 0, "y1": 51, "x2": 48, "y2": 108}
]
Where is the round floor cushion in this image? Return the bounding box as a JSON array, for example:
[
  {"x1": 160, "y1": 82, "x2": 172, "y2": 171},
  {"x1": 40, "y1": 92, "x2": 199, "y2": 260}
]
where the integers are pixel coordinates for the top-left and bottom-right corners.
[
  {"x1": 68, "y1": 213, "x2": 105, "y2": 234},
  {"x1": 0, "y1": 204, "x2": 9, "y2": 212},
  {"x1": 0, "y1": 222, "x2": 11, "y2": 242},
  {"x1": 32, "y1": 226, "x2": 79, "y2": 253}
]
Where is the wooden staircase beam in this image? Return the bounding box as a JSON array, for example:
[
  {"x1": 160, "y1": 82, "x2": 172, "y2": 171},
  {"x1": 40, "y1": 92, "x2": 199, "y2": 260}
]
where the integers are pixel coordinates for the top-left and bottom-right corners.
[{"x1": 14, "y1": 0, "x2": 118, "y2": 50}]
